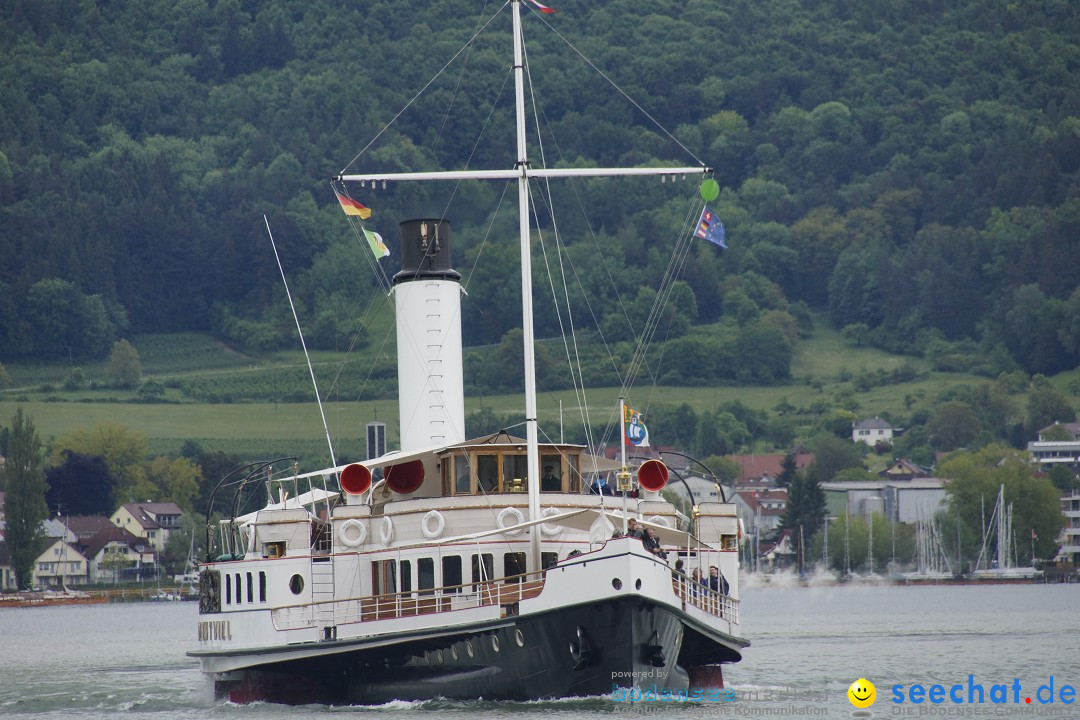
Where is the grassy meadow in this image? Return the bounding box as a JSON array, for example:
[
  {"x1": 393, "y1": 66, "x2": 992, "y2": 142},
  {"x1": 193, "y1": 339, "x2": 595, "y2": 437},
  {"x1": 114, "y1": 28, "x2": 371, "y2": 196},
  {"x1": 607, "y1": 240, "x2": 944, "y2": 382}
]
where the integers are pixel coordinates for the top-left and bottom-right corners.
[{"x1": 2, "y1": 314, "x2": 1077, "y2": 469}]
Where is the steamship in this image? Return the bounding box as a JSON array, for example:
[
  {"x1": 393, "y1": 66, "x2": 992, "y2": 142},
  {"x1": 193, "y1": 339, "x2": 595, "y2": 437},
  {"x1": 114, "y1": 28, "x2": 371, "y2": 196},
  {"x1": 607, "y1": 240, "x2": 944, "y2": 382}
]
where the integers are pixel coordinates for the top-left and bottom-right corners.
[{"x1": 189, "y1": 0, "x2": 748, "y2": 704}]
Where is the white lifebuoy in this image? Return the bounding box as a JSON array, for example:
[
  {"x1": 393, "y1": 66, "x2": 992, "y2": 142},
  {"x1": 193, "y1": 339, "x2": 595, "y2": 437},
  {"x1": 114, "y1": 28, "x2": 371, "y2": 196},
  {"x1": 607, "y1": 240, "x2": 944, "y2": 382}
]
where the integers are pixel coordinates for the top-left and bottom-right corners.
[
  {"x1": 421, "y1": 510, "x2": 445, "y2": 539},
  {"x1": 380, "y1": 516, "x2": 394, "y2": 545},
  {"x1": 496, "y1": 506, "x2": 525, "y2": 536},
  {"x1": 646, "y1": 515, "x2": 672, "y2": 529},
  {"x1": 540, "y1": 507, "x2": 562, "y2": 537},
  {"x1": 339, "y1": 519, "x2": 367, "y2": 548}
]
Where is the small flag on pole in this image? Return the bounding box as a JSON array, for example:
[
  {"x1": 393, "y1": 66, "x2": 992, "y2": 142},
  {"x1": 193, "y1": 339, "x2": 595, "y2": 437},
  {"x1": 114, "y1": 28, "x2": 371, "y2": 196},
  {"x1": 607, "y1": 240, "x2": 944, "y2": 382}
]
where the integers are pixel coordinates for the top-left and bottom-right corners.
[
  {"x1": 363, "y1": 228, "x2": 390, "y2": 259},
  {"x1": 695, "y1": 206, "x2": 726, "y2": 249},
  {"x1": 623, "y1": 405, "x2": 650, "y2": 448},
  {"x1": 335, "y1": 190, "x2": 372, "y2": 219},
  {"x1": 526, "y1": 0, "x2": 557, "y2": 13}
]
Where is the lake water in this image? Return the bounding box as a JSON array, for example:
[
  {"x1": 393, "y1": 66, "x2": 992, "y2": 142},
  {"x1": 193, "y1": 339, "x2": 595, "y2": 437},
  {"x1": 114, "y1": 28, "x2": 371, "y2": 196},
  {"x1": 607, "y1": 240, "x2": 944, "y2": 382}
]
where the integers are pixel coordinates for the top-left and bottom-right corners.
[{"x1": 1, "y1": 582, "x2": 1077, "y2": 719}]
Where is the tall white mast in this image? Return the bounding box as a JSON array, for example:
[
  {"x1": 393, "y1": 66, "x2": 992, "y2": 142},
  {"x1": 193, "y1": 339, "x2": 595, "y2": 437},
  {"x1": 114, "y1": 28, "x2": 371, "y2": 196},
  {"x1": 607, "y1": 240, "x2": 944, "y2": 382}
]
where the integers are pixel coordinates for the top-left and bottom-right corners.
[
  {"x1": 510, "y1": 0, "x2": 544, "y2": 571},
  {"x1": 338, "y1": 0, "x2": 707, "y2": 572}
]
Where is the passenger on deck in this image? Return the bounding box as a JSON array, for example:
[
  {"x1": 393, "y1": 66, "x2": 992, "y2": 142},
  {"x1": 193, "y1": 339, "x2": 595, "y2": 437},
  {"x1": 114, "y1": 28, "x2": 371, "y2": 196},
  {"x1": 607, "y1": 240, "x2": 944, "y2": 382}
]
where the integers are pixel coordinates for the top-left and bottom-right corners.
[
  {"x1": 589, "y1": 473, "x2": 615, "y2": 495},
  {"x1": 642, "y1": 528, "x2": 667, "y2": 559},
  {"x1": 625, "y1": 518, "x2": 644, "y2": 539},
  {"x1": 708, "y1": 565, "x2": 730, "y2": 595}
]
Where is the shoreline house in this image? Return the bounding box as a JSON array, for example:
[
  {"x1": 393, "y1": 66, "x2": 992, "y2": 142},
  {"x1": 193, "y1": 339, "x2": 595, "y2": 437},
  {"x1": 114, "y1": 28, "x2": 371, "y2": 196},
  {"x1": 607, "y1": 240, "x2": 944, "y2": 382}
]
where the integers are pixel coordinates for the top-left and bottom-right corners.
[
  {"x1": 81, "y1": 526, "x2": 154, "y2": 583},
  {"x1": 110, "y1": 502, "x2": 183, "y2": 554},
  {"x1": 734, "y1": 488, "x2": 789, "y2": 542},
  {"x1": 1060, "y1": 491, "x2": 1080, "y2": 564},
  {"x1": 1027, "y1": 422, "x2": 1080, "y2": 470},
  {"x1": 0, "y1": 543, "x2": 14, "y2": 590},
  {"x1": 32, "y1": 537, "x2": 90, "y2": 588}
]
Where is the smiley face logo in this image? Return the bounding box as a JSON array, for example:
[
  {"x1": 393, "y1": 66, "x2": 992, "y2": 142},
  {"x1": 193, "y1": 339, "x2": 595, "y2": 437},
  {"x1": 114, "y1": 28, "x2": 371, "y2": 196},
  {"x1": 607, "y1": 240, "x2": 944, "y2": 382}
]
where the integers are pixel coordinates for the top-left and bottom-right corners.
[{"x1": 848, "y1": 678, "x2": 876, "y2": 708}]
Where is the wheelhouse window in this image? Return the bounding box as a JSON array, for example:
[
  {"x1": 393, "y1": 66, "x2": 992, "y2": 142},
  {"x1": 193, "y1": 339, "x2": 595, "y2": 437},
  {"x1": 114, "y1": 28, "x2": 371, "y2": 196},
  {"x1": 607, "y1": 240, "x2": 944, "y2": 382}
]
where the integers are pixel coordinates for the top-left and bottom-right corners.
[
  {"x1": 503, "y1": 455, "x2": 529, "y2": 493},
  {"x1": 478, "y1": 454, "x2": 498, "y2": 493},
  {"x1": 541, "y1": 454, "x2": 562, "y2": 492},
  {"x1": 455, "y1": 455, "x2": 471, "y2": 494},
  {"x1": 567, "y1": 453, "x2": 581, "y2": 492},
  {"x1": 400, "y1": 560, "x2": 412, "y2": 594}
]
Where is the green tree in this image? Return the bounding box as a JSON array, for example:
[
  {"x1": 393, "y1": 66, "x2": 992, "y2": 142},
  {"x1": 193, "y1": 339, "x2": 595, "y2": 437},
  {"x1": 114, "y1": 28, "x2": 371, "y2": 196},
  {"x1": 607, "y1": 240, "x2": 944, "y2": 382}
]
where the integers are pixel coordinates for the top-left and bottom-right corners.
[
  {"x1": 927, "y1": 401, "x2": 982, "y2": 451},
  {"x1": 1, "y1": 409, "x2": 49, "y2": 589},
  {"x1": 806, "y1": 434, "x2": 864, "y2": 483},
  {"x1": 1026, "y1": 387, "x2": 1077, "y2": 440},
  {"x1": 781, "y1": 472, "x2": 826, "y2": 572},
  {"x1": 52, "y1": 422, "x2": 149, "y2": 504},
  {"x1": 106, "y1": 339, "x2": 142, "y2": 388},
  {"x1": 938, "y1": 445, "x2": 1063, "y2": 565},
  {"x1": 841, "y1": 323, "x2": 871, "y2": 347},
  {"x1": 775, "y1": 452, "x2": 798, "y2": 489},
  {"x1": 137, "y1": 379, "x2": 166, "y2": 401},
  {"x1": 145, "y1": 456, "x2": 201, "y2": 513}
]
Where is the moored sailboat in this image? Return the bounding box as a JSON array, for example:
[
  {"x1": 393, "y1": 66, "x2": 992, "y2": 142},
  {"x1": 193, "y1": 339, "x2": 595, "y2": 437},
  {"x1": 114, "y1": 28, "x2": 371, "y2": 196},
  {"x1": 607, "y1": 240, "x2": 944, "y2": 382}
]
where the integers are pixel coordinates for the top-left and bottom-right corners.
[{"x1": 189, "y1": 0, "x2": 747, "y2": 704}]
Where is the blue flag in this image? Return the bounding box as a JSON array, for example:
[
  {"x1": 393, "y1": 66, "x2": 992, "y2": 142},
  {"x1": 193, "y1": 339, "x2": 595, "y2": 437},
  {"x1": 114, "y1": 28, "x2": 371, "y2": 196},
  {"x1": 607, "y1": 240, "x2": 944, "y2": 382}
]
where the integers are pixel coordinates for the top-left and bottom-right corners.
[{"x1": 695, "y1": 206, "x2": 726, "y2": 249}]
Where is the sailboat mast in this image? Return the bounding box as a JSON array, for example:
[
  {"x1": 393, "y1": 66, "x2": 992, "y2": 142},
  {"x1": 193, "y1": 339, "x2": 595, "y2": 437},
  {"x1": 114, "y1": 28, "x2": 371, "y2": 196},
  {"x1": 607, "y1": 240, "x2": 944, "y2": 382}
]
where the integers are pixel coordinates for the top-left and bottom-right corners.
[{"x1": 511, "y1": 0, "x2": 543, "y2": 572}]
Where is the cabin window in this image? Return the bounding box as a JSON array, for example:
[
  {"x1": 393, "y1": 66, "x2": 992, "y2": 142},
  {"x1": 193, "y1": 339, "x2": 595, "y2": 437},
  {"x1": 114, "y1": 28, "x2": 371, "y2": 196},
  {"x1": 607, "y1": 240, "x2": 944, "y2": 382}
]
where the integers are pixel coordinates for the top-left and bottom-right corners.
[
  {"x1": 259, "y1": 572, "x2": 266, "y2": 602},
  {"x1": 235, "y1": 574, "x2": 242, "y2": 603},
  {"x1": 471, "y1": 553, "x2": 494, "y2": 589},
  {"x1": 418, "y1": 558, "x2": 435, "y2": 595},
  {"x1": 443, "y1": 556, "x2": 463, "y2": 593},
  {"x1": 504, "y1": 552, "x2": 527, "y2": 582},
  {"x1": 540, "y1": 455, "x2": 562, "y2": 492},
  {"x1": 246, "y1": 572, "x2": 254, "y2": 603},
  {"x1": 503, "y1": 455, "x2": 529, "y2": 493},
  {"x1": 225, "y1": 573, "x2": 232, "y2": 605},
  {"x1": 375, "y1": 560, "x2": 397, "y2": 595},
  {"x1": 289, "y1": 574, "x2": 304, "y2": 595},
  {"x1": 477, "y1": 455, "x2": 498, "y2": 493},
  {"x1": 541, "y1": 552, "x2": 558, "y2": 570},
  {"x1": 567, "y1": 454, "x2": 580, "y2": 492},
  {"x1": 455, "y1": 455, "x2": 471, "y2": 494},
  {"x1": 400, "y1": 560, "x2": 412, "y2": 594},
  {"x1": 265, "y1": 541, "x2": 285, "y2": 559}
]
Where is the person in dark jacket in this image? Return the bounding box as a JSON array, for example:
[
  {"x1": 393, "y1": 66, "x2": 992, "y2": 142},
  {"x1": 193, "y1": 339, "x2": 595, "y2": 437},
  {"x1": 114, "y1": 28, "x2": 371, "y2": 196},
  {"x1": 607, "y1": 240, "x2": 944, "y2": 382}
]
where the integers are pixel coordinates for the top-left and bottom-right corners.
[
  {"x1": 708, "y1": 565, "x2": 729, "y2": 595},
  {"x1": 642, "y1": 528, "x2": 667, "y2": 559}
]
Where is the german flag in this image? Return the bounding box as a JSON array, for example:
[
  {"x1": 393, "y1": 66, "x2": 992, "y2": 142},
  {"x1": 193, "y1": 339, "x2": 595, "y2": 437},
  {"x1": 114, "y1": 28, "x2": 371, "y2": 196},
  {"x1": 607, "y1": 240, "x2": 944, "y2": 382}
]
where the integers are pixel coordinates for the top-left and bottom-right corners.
[{"x1": 334, "y1": 190, "x2": 372, "y2": 219}]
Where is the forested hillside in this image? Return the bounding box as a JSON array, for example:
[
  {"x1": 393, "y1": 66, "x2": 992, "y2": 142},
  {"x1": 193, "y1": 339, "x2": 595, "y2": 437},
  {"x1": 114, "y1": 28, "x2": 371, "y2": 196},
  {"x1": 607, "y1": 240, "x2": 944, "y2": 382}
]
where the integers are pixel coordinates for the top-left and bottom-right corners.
[{"x1": 2, "y1": 0, "x2": 1079, "y2": 384}]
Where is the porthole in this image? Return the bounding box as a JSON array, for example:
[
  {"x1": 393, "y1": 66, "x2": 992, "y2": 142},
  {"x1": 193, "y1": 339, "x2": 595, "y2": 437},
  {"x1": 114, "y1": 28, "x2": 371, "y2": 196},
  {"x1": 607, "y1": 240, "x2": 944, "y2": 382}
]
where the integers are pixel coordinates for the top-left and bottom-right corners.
[
  {"x1": 515, "y1": 629, "x2": 525, "y2": 647},
  {"x1": 635, "y1": 579, "x2": 642, "y2": 590},
  {"x1": 289, "y1": 574, "x2": 304, "y2": 595},
  {"x1": 612, "y1": 578, "x2": 623, "y2": 590},
  {"x1": 491, "y1": 635, "x2": 500, "y2": 652},
  {"x1": 466, "y1": 641, "x2": 475, "y2": 658}
]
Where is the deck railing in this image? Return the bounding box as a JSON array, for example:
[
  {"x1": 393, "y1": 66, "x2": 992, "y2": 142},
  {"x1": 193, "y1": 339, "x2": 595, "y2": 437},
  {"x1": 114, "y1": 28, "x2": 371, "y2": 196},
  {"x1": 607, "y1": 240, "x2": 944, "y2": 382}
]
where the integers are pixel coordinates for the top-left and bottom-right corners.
[
  {"x1": 271, "y1": 570, "x2": 546, "y2": 631},
  {"x1": 670, "y1": 573, "x2": 739, "y2": 625}
]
